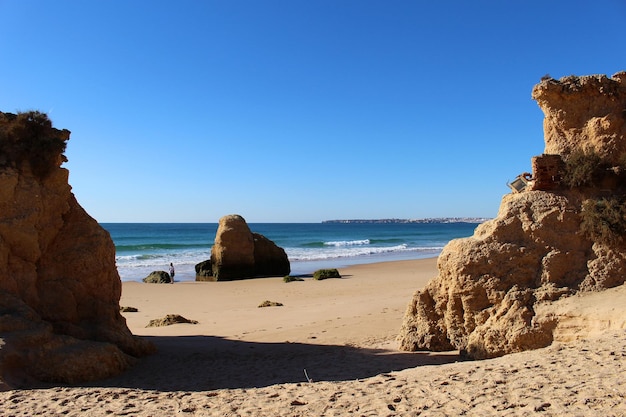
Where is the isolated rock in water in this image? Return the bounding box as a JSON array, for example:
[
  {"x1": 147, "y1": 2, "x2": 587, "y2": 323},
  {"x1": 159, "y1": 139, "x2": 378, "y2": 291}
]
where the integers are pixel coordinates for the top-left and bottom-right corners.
[
  {"x1": 143, "y1": 270, "x2": 172, "y2": 284},
  {"x1": 210, "y1": 214, "x2": 256, "y2": 280},
  {"x1": 201, "y1": 214, "x2": 291, "y2": 281},
  {"x1": 253, "y1": 232, "x2": 290, "y2": 277},
  {"x1": 398, "y1": 72, "x2": 626, "y2": 359},
  {"x1": 0, "y1": 111, "x2": 154, "y2": 388}
]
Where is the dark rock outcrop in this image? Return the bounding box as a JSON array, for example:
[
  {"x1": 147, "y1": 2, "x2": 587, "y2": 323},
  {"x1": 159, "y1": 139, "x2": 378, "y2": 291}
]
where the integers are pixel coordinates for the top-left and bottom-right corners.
[
  {"x1": 313, "y1": 268, "x2": 342, "y2": 280},
  {"x1": 194, "y1": 259, "x2": 213, "y2": 281},
  {"x1": 146, "y1": 314, "x2": 198, "y2": 327},
  {"x1": 0, "y1": 111, "x2": 154, "y2": 388},
  {"x1": 398, "y1": 72, "x2": 626, "y2": 359},
  {"x1": 196, "y1": 214, "x2": 290, "y2": 281},
  {"x1": 142, "y1": 271, "x2": 173, "y2": 284},
  {"x1": 252, "y1": 232, "x2": 290, "y2": 277}
]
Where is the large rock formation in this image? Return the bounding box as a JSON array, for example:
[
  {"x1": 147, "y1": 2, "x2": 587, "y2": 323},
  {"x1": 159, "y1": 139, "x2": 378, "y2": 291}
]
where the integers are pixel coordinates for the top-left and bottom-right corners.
[
  {"x1": 0, "y1": 111, "x2": 154, "y2": 389},
  {"x1": 210, "y1": 215, "x2": 256, "y2": 280},
  {"x1": 398, "y1": 72, "x2": 626, "y2": 359},
  {"x1": 196, "y1": 214, "x2": 290, "y2": 281}
]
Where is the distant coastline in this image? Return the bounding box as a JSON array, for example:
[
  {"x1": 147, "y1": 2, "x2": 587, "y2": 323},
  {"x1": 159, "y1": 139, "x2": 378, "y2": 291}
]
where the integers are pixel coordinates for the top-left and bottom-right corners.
[{"x1": 322, "y1": 217, "x2": 490, "y2": 224}]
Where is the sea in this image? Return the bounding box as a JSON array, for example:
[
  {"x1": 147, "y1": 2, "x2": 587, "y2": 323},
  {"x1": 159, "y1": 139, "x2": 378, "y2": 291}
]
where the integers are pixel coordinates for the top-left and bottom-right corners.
[{"x1": 101, "y1": 222, "x2": 483, "y2": 282}]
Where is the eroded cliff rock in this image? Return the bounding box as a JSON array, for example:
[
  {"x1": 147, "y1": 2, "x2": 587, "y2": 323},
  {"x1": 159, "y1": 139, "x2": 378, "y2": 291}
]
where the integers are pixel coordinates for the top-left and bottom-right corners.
[
  {"x1": 533, "y1": 71, "x2": 626, "y2": 164},
  {"x1": 398, "y1": 72, "x2": 626, "y2": 359},
  {"x1": 0, "y1": 112, "x2": 154, "y2": 389}
]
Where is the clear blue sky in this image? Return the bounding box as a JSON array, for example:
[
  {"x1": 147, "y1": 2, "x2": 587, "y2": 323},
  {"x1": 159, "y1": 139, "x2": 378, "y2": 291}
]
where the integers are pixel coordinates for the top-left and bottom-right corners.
[{"x1": 1, "y1": 1, "x2": 624, "y2": 222}]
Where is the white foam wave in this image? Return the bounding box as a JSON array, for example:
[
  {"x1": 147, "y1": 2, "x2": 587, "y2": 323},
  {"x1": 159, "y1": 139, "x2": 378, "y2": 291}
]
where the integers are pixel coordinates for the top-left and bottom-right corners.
[
  {"x1": 115, "y1": 245, "x2": 445, "y2": 282},
  {"x1": 285, "y1": 243, "x2": 441, "y2": 261},
  {"x1": 324, "y1": 239, "x2": 370, "y2": 247},
  {"x1": 116, "y1": 249, "x2": 211, "y2": 269}
]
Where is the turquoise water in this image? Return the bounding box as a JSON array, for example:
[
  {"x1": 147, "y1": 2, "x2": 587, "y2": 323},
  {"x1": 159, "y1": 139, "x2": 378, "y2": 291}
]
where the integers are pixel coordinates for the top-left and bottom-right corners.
[{"x1": 101, "y1": 222, "x2": 480, "y2": 282}]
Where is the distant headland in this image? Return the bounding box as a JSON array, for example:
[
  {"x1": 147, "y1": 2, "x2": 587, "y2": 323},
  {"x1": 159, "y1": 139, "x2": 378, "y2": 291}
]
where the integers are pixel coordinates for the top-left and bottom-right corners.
[{"x1": 322, "y1": 217, "x2": 490, "y2": 224}]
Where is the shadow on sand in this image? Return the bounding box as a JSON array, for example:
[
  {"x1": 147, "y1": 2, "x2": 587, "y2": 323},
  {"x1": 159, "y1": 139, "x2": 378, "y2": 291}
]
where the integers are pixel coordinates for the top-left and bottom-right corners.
[{"x1": 84, "y1": 336, "x2": 461, "y2": 392}]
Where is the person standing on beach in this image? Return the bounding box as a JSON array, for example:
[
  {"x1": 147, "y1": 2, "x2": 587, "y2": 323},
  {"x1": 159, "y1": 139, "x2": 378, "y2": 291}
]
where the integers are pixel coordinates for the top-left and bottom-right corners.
[{"x1": 169, "y1": 262, "x2": 175, "y2": 284}]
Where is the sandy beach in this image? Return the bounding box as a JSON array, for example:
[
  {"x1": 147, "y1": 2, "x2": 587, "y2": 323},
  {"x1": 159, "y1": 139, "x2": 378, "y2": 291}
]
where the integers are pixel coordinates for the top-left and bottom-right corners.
[{"x1": 2, "y1": 257, "x2": 626, "y2": 416}]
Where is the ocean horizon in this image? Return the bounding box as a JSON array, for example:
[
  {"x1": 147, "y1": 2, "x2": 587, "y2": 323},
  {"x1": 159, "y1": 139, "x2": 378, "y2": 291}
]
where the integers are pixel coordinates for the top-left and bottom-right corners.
[{"x1": 102, "y1": 221, "x2": 482, "y2": 282}]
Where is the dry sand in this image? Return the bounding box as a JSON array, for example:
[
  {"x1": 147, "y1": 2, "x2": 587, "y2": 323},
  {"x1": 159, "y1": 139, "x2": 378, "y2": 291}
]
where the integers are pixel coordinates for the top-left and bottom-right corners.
[{"x1": 2, "y1": 257, "x2": 626, "y2": 416}]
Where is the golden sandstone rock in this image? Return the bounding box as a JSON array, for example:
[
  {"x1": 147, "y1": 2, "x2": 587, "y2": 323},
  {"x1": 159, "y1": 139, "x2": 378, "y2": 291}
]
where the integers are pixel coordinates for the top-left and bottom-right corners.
[
  {"x1": 0, "y1": 112, "x2": 154, "y2": 388},
  {"x1": 211, "y1": 214, "x2": 257, "y2": 280},
  {"x1": 200, "y1": 214, "x2": 290, "y2": 281},
  {"x1": 533, "y1": 71, "x2": 626, "y2": 164},
  {"x1": 399, "y1": 72, "x2": 626, "y2": 359}
]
